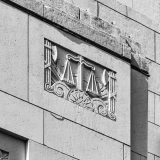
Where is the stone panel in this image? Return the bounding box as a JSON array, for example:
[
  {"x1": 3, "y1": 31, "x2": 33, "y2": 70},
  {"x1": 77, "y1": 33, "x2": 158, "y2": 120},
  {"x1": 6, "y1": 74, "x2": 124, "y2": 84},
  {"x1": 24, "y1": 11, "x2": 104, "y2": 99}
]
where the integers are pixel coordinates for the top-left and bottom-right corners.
[
  {"x1": 132, "y1": 0, "x2": 160, "y2": 23},
  {"x1": 29, "y1": 16, "x2": 131, "y2": 145},
  {"x1": 65, "y1": 0, "x2": 97, "y2": 15},
  {"x1": 0, "y1": 132, "x2": 25, "y2": 160},
  {"x1": 28, "y1": 140, "x2": 77, "y2": 160},
  {"x1": 44, "y1": 111, "x2": 123, "y2": 160},
  {"x1": 148, "y1": 122, "x2": 160, "y2": 157},
  {"x1": 131, "y1": 152, "x2": 141, "y2": 160},
  {"x1": 155, "y1": 33, "x2": 160, "y2": 64},
  {"x1": 155, "y1": 156, "x2": 160, "y2": 160},
  {"x1": 148, "y1": 62, "x2": 160, "y2": 94},
  {"x1": 131, "y1": 69, "x2": 148, "y2": 157},
  {"x1": 124, "y1": 145, "x2": 131, "y2": 160},
  {"x1": 155, "y1": 94, "x2": 160, "y2": 126},
  {"x1": 148, "y1": 153, "x2": 154, "y2": 160},
  {"x1": 116, "y1": 0, "x2": 132, "y2": 8},
  {"x1": 148, "y1": 91, "x2": 155, "y2": 123},
  {"x1": 0, "y1": 91, "x2": 43, "y2": 143},
  {"x1": 97, "y1": 0, "x2": 127, "y2": 15},
  {"x1": 99, "y1": 4, "x2": 155, "y2": 61},
  {"x1": 0, "y1": 2, "x2": 28, "y2": 100}
]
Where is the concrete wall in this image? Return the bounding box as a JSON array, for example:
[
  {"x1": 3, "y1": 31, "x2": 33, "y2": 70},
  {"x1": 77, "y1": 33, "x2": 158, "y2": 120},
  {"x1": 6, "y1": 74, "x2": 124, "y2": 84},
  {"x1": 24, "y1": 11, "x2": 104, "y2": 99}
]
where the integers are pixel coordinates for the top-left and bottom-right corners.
[{"x1": 0, "y1": 0, "x2": 159, "y2": 160}]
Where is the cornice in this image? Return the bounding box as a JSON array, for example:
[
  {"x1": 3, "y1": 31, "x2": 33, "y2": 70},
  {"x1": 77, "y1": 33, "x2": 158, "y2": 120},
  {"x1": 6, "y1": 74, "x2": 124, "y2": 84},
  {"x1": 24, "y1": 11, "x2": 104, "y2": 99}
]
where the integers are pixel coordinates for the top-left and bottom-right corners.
[{"x1": 4, "y1": 0, "x2": 149, "y2": 75}]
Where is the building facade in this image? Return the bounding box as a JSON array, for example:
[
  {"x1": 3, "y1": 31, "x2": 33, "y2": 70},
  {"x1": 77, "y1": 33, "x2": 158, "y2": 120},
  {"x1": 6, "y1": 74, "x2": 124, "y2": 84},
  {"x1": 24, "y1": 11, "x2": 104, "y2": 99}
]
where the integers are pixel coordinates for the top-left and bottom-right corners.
[{"x1": 0, "y1": 0, "x2": 159, "y2": 159}]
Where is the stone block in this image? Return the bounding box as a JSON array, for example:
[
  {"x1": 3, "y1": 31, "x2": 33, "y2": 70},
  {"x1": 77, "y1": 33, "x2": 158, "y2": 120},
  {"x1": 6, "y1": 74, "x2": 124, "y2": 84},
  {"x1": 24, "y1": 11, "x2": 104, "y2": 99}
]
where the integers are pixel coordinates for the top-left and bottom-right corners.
[
  {"x1": 124, "y1": 145, "x2": 131, "y2": 160},
  {"x1": 155, "y1": 94, "x2": 160, "y2": 126},
  {"x1": 44, "y1": 111, "x2": 123, "y2": 160},
  {"x1": 155, "y1": 156, "x2": 160, "y2": 160},
  {"x1": 131, "y1": 152, "x2": 141, "y2": 160},
  {"x1": 63, "y1": 1, "x2": 80, "y2": 19},
  {"x1": 99, "y1": 4, "x2": 155, "y2": 61},
  {"x1": 0, "y1": 91, "x2": 43, "y2": 143},
  {"x1": 148, "y1": 153, "x2": 154, "y2": 160},
  {"x1": 131, "y1": 69, "x2": 148, "y2": 157},
  {"x1": 148, "y1": 91, "x2": 155, "y2": 123},
  {"x1": 155, "y1": 33, "x2": 160, "y2": 64},
  {"x1": 148, "y1": 62, "x2": 160, "y2": 94},
  {"x1": 80, "y1": 9, "x2": 91, "y2": 25},
  {"x1": 116, "y1": 0, "x2": 132, "y2": 8},
  {"x1": 29, "y1": 16, "x2": 131, "y2": 145},
  {"x1": 28, "y1": 140, "x2": 77, "y2": 160},
  {"x1": 97, "y1": 0, "x2": 127, "y2": 15},
  {"x1": 65, "y1": 0, "x2": 97, "y2": 16},
  {"x1": 44, "y1": 0, "x2": 64, "y2": 10},
  {"x1": 11, "y1": 0, "x2": 43, "y2": 16},
  {"x1": 0, "y1": 2, "x2": 28, "y2": 100},
  {"x1": 0, "y1": 132, "x2": 26, "y2": 160},
  {"x1": 148, "y1": 122, "x2": 160, "y2": 157},
  {"x1": 132, "y1": 0, "x2": 160, "y2": 23}
]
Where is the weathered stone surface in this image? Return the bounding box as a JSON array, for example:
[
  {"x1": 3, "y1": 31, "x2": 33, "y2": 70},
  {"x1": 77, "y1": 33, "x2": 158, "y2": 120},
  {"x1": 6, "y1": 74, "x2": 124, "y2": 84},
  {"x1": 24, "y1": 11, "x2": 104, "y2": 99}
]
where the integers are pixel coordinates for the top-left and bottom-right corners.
[
  {"x1": 124, "y1": 145, "x2": 131, "y2": 160},
  {"x1": 155, "y1": 33, "x2": 160, "y2": 64},
  {"x1": 141, "y1": 156, "x2": 147, "y2": 160},
  {"x1": 155, "y1": 94, "x2": 160, "y2": 126},
  {"x1": 80, "y1": 9, "x2": 91, "y2": 25},
  {"x1": 0, "y1": 2, "x2": 28, "y2": 100},
  {"x1": 11, "y1": 0, "x2": 43, "y2": 16},
  {"x1": 65, "y1": 0, "x2": 97, "y2": 15},
  {"x1": 43, "y1": 6, "x2": 131, "y2": 59},
  {"x1": 97, "y1": 0, "x2": 127, "y2": 15},
  {"x1": 0, "y1": 132, "x2": 25, "y2": 160},
  {"x1": 131, "y1": 69, "x2": 148, "y2": 157},
  {"x1": 99, "y1": 3, "x2": 155, "y2": 61},
  {"x1": 29, "y1": 16, "x2": 131, "y2": 145},
  {"x1": 44, "y1": 111, "x2": 123, "y2": 160},
  {"x1": 131, "y1": 152, "x2": 141, "y2": 160},
  {"x1": 148, "y1": 91, "x2": 155, "y2": 123},
  {"x1": 44, "y1": 0, "x2": 64, "y2": 10},
  {"x1": 148, "y1": 62, "x2": 160, "y2": 94},
  {"x1": 63, "y1": 1, "x2": 79, "y2": 19},
  {"x1": 148, "y1": 153, "x2": 154, "y2": 160},
  {"x1": 0, "y1": 91, "x2": 43, "y2": 143},
  {"x1": 148, "y1": 122, "x2": 160, "y2": 157},
  {"x1": 29, "y1": 140, "x2": 77, "y2": 160}
]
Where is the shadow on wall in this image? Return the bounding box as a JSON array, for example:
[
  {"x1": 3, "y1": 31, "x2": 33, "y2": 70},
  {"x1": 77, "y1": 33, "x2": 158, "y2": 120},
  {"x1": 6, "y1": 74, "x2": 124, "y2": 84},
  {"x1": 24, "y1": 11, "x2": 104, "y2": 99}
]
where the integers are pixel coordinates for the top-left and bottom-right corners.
[{"x1": 131, "y1": 67, "x2": 148, "y2": 158}]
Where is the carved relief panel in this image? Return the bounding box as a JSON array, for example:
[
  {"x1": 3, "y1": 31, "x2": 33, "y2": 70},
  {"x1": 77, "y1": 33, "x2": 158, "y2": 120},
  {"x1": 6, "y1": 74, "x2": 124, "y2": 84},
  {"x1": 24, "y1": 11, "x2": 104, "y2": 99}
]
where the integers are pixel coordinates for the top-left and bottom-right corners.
[
  {"x1": 44, "y1": 38, "x2": 117, "y2": 120},
  {"x1": 0, "y1": 149, "x2": 9, "y2": 160}
]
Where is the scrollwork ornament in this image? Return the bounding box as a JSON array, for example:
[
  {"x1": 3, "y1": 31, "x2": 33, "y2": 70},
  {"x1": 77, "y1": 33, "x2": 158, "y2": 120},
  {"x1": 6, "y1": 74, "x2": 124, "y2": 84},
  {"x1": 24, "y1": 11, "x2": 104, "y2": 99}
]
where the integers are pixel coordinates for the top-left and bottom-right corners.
[{"x1": 92, "y1": 98, "x2": 108, "y2": 117}]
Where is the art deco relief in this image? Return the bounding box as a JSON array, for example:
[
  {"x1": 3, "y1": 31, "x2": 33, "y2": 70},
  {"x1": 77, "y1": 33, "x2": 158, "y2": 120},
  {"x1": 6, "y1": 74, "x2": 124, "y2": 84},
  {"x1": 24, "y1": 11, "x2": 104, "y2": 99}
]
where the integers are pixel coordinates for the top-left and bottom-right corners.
[
  {"x1": 0, "y1": 149, "x2": 9, "y2": 160},
  {"x1": 44, "y1": 38, "x2": 117, "y2": 121}
]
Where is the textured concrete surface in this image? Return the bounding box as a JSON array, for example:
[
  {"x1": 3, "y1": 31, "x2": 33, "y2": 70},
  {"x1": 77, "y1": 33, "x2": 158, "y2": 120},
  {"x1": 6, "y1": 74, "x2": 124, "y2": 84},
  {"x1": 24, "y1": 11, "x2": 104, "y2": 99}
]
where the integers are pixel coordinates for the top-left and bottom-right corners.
[
  {"x1": 131, "y1": 152, "x2": 141, "y2": 160},
  {"x1": 29, "y1": 16, "x2": 131, "y2": 145},
  {"x1": 99, "y1": 3, "x2": 155, "y2": 61},
  {"x1": 0, "y1": 2, "x2": 28, "y2": 100},
  {"x1": 28, "y1": 140, "x2": 77, "y2": 160},
  {"x1": 116, "y1": 0, "x2": 132, "y2": 8},
  {"x1": 148, "y1": 62, "x2": 160, "y2": 94},
  {"x1": 0, "y1": 132, "x2": 25, "y2": 160},
  {"x1": 44, "y1": 111, "x2": 123, "y2": 160},
  {"x1": 155, "y1": 94, "x2": 160, "y2": 126},
  {"x1": 0, "y1": 91, "x2": 43, "y2": 143},
  {"x1": 124, "y1": 145, "x2": 131, "y2": 160},
  {"x1": 131, "y1": 69, "x2": 148, "y2": 157},
  {"x1": 148, "y1": 153, "x2": 154, "y2": 160},
  {"x1": 155, "y1": 33, "x2": 160, "y2": 64},
  {"x1": 65, "y1": 0, "x2": 97, "y2": 15},
  {"x1": 148, "y1": 122, "x2": 160, "y2": 157},
  {"x1": 148, "y1": 91, "x2": 155, "y2": 123}
]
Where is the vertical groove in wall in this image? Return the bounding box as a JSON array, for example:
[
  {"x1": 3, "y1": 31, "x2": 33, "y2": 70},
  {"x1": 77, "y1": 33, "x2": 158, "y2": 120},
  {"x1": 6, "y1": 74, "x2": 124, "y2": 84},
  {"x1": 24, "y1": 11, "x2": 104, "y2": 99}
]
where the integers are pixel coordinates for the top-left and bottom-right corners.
[
  {"x1": 97, "y1": 2, "x2": 99, "y2": 17},
  {"x1": 154, "y1": 32, "x2": 156, "y2": 62},
  {"x1": 43, "y1": 110, "x2": 44, "y2": 145},
  {"x1": 154, "y1": 93, "x2": 155, "y2": 123},
  {"x1": 27, "y1": 14, "x2": 29, "y2": 102}
]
